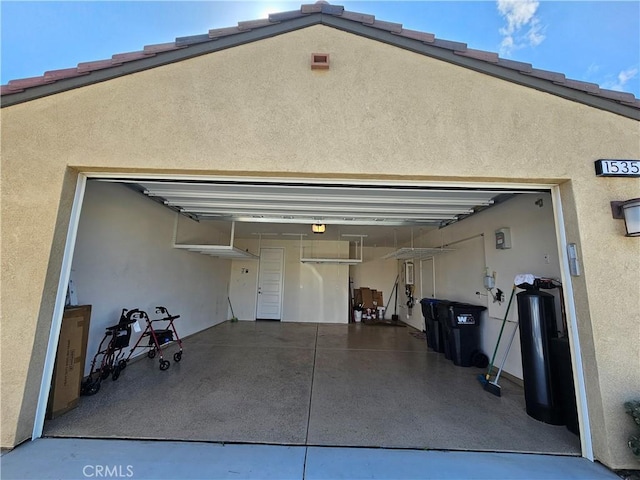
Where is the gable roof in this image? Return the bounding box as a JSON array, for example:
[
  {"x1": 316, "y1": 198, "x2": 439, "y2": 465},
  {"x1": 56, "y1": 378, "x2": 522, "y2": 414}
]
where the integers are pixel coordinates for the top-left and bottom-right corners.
[{"x1": 2, "y1": 2, "x2": 639, "y2": 120}]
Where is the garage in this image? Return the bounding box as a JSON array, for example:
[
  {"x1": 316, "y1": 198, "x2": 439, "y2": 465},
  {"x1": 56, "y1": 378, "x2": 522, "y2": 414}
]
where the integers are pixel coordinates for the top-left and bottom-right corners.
[
  {"x1": 2, "y1": 2, "x2": 638, "y2": 472},
  {"x1": 38, "y1": 175, "x2": 581, "y2": 456}
]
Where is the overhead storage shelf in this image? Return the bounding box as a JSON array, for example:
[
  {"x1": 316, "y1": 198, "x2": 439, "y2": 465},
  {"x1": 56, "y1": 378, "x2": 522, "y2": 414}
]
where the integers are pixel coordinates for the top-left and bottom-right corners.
[
  {"x1": 172, "y1": 218, "x2": 258, "y2": 259},
  {"x1": 382, "y1": 247, "x2": 454, "y2": 260},
  {"x1": 300, "y1": 257, "x2": 361, "y2": 265},
  {"x1": 298, "y1": 234, "x2": 365, "y2": 264},
  {"x1": 173, "y1": 244, "x2": 258, "y2": 259}
]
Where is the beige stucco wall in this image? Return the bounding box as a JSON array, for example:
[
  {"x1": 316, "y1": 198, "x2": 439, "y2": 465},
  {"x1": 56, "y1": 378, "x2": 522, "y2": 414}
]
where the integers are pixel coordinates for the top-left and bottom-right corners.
[{"x1": 1, "y1": 25, "x2": 638, "y2": 467}]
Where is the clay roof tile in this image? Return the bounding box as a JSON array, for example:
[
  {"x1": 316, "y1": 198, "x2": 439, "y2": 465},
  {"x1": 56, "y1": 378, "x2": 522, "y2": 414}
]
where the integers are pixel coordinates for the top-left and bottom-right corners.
[
  {"x1": 301, "y1": 3, "x2": 323, "y2": 14},
  {"x1": 370, "y1": 19, "x2": 403, "y2": 34},
  {"x1": 596, "y1": 89, "x2": 636, "y2": 103},
  {"x1": 237, "y1": 19, "x2": 277, "y2": 31},
  {"x1": 268, "y1": 10, "x2": 305, "y2": 22},
  {"x1": 496, "y1": 58, "x2": 533, "y2": 73},
  {"x1": 340, "y1": 11, "x2": 375, "y2": 24},
  {"x1": 1, "y1": 85, "x2": 23, "y2": 95},
  {"x1": 7, "y1": 76, "x2": 52, "y2": 89},
  {"x1": 395, "y1": 28, "x2": 435, "y2": 43},
  {"x1": 560, "y1": 78, "x2": 601, "y2": 94},
  {"x1": 76, "y1": 59, "x2": 121, "y2": 73},
  {"x1": 143, "y1": 42, "x2": 185, "y2": 54},
  {"x1": 431, "y1": 38, "x2": 467, "y2": 52},
  {"x1": 112, "y1": 51, "x2": 155, "y2": 63},
  {"x1": 454, "y1": 49, "x2": 498, "y2": 63},
  {"x1": 523, "y1": 68, "x2": 566, "y2": 83},
  {"x1": 175, "y1": 33, "x2": 211, "y2": 47},
  {"x1": 208, "y1": 26, "x2": 243, "y2": 39},
  {"x1": 43, "y1": 68, "x2": 89, "y2": 81}
]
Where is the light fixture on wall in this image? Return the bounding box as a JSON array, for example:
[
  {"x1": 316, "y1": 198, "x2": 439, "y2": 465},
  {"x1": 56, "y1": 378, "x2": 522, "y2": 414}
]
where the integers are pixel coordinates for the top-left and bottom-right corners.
[
  {"x1": 312, "y1": 224, "x2": 326, "y2": 234},
  {"x1": 611, "y1": 198, "x2": 640, "y2": 237}
]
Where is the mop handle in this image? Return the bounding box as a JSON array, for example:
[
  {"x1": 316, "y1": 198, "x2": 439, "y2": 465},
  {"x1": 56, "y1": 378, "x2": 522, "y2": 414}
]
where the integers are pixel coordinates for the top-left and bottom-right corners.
[
  {"x1": 486, "y1": 285, "x2": 516, "y2": 379},
  {"x1": 494, "y1": 319, "x2": 519, "y2": 385}
]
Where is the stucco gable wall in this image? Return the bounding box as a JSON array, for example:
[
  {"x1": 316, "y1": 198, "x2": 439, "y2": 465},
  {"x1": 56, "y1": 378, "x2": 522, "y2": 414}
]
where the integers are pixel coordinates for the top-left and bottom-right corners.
[
  {"x1": 3, "y1": 26, "x2": 638, "y2": 177},
  {"x1": 1, "y1": 24, "x2": 639, "y2": 467}
]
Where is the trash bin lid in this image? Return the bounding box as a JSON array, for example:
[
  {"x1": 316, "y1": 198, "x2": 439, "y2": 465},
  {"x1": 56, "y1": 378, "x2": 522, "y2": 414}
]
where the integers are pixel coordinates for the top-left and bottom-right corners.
[{"x1": 420, "y1": 298, "x2": 441, "y2": 304}]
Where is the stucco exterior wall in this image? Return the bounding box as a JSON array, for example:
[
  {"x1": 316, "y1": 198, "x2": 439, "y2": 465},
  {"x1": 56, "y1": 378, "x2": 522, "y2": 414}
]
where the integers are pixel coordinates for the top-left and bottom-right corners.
[{"x1": 1, "y1": 25, "x2": 638, "y2": 468}]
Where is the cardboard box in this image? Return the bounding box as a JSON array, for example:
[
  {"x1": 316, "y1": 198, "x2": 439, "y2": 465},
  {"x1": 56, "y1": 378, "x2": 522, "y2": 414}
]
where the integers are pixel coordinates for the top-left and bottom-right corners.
[
  {"x1": 360, "y1": 288, "x2": 374, "y2": 308},
  {"x1": 353, "y1": 288, "x2": 384, "y2": 309},
  {"x1": 373, "y1": 291, "x2": 384, "y2": 307},
  {"x1": 47, "y1": 305, "x2": 91, "y2": 419},
  {"x1": 353, "y1": 288, "x2": 363, "y2": 307}
]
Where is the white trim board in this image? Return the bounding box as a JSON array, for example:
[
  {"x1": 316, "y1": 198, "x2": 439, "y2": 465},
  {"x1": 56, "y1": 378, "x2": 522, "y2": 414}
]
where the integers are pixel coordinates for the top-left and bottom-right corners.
[{"x1": 33, "y1": 173, "x2": 87, "y2": 440}]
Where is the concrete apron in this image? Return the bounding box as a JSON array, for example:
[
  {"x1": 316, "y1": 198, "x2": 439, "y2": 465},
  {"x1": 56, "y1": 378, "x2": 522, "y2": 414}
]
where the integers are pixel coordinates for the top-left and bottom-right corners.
[{"x1": 0, "y1": 437, "x2": 620, "y2": 480}]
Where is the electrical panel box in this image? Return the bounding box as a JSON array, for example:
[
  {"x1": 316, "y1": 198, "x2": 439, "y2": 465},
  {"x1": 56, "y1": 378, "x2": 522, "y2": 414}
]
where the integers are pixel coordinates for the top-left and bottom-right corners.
[{"x1": 495, "y1": 228, "x2": 512, "y2": 249}]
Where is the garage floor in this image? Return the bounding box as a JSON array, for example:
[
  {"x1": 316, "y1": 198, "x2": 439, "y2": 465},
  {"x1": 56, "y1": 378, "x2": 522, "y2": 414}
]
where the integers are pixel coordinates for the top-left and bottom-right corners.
[{"x1": 44, "y1": 321, "x2": 581, "y2": 454}]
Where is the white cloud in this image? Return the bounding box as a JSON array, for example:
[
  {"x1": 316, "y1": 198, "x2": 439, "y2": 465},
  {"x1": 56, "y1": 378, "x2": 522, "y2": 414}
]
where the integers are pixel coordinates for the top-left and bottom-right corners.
[
  {"x1": 497, "y1": 0, "x2": 546, "y2": 56},
  {"x1": 586, "y1": 63, "x2": 600, "y2": 77},
  {"x1": 526, "y1": 17, "x2": 545, "y2": 47},
  {"x1": 602, "y1": 67, "x2": 639, "y2": 92}
]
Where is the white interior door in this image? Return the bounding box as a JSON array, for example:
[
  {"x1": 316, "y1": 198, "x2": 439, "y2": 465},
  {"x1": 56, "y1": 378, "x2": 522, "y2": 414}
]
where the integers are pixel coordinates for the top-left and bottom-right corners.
[{"x1": 256, "y1": 248, "x2": 284, "y2": 320}]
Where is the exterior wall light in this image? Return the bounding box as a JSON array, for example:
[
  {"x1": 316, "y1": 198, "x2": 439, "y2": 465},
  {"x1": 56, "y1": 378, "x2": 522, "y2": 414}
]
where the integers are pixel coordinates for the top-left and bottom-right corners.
[
  {"x1": 611, "y1": 198, "x2": 640, "y2": 237},
  {"x1": 312, "y1": 224, "x2": 326, "y2": 234}
]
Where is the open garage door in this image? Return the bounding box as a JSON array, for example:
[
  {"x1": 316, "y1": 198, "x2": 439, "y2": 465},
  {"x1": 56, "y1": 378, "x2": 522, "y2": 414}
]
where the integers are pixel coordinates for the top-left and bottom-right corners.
[{"x1": 35, "y1": 173, "x2": 589, "y2": 459}]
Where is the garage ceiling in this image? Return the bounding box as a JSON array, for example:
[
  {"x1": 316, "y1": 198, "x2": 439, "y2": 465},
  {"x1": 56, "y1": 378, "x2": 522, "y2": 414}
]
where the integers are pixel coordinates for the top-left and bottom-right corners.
[{"x1": 104, "y1": 179, "x2": 526, "y2": 247}]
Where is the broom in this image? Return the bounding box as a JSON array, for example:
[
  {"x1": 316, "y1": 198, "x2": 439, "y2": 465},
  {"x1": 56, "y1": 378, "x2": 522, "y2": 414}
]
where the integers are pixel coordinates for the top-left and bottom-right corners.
[
  {"x1": 477, "y1": 284, "x2": 516, "y2": 388},
  {"x1": 228, "y1": 297, "x2": 238, "y2": 322},
  {"x1": 483, "y1": 317, "x2": 520, "y2": 397}
]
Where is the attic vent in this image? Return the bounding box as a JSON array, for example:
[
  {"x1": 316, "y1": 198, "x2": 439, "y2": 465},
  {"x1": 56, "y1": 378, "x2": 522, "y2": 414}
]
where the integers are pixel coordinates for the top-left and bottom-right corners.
[{"x1": 311, "y1": 53, "x2": 330, "y2": 70}]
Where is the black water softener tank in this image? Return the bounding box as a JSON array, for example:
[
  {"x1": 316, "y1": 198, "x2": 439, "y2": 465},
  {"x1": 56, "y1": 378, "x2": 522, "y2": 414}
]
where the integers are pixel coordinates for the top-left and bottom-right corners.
[{"x1": 517, "y1": 289, "x2": 564, "y2": 425}]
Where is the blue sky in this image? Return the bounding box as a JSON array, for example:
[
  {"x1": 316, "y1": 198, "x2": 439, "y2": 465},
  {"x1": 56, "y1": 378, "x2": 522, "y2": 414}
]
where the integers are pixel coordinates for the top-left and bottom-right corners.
[{"x1": 1, "y1": 1, "x2": 639, "y2": 97}]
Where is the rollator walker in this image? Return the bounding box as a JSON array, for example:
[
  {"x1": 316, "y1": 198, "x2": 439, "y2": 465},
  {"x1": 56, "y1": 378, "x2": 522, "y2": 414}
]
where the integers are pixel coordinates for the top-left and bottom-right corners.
[
  {"x1": 125, "y1": 306, "x2": 184, "y2": 370},
  {"x1": 81, "y1": 309, "x2": 137, "y2": 396}
]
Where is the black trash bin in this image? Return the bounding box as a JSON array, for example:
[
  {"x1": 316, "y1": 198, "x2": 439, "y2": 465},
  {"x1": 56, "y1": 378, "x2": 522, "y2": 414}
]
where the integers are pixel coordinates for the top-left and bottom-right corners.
[
  {"x1": 420, "y1": 298, "x2": 445, "y2": 352},
  {"x1": 440, "y1": 302, "x2": 486, "y2": 367},
  {"x1": 427, "y1": 299, "x2": 453, "y2": 354},
  {"x1": 435, "y1": 300, "x2": 456, "y2": 360}
]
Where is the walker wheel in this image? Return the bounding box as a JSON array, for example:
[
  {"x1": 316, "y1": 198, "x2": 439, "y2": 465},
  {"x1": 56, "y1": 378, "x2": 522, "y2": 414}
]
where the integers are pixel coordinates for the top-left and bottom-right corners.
[
  {"x1": 173, "y1": 351, "x2": 182, "y2": 362},
  {"x1": 147, "y1": 349, "x2": 156, "y2": 359},
  {"x1": 80, "y1": 379, "x2": 92, "y2": 396},
  {"x1": 111, "y1": 366, "x2": 121, "y2": 381},
  {"x1": 100, "y1": 366, "x2": 111, "y2": 379},
  {"x1": 82, "y1": 381, "x2": 100, "y2": 396},
  {"x1": 159, "y1": 360, "x2": 170, "y2": 371},
  {"x1": 118, "y1": 359, "x2": 127, "y2": 370}
]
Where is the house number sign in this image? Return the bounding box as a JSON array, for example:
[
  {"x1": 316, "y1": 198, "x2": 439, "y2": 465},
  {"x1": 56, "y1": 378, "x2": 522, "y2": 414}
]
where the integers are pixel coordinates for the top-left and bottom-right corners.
[{"x1": 594, "y1": 159, "x2": 640, "y2": 177}]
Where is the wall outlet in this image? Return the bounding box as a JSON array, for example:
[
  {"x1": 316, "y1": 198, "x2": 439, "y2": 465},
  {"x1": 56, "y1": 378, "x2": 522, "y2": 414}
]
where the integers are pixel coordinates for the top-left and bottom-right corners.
[{"x1": 544, "y1": 254, "x2": 550, "y2": 264}]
